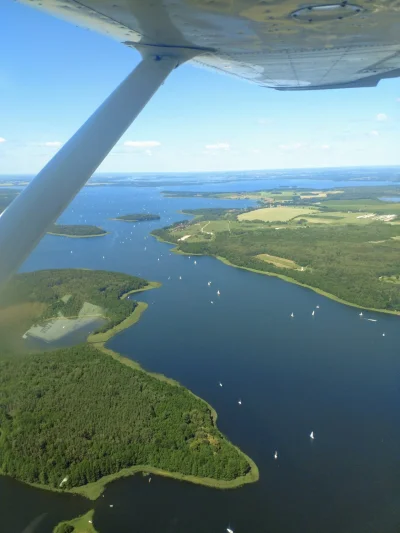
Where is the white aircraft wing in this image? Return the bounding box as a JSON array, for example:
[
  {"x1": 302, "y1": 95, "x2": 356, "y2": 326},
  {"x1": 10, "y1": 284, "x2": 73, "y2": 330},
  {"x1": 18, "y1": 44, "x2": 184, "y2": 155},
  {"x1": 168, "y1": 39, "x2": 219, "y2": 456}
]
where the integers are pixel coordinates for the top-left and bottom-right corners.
[{"x1": 17, "y1": 0, "x2": 400, "y2": 90}]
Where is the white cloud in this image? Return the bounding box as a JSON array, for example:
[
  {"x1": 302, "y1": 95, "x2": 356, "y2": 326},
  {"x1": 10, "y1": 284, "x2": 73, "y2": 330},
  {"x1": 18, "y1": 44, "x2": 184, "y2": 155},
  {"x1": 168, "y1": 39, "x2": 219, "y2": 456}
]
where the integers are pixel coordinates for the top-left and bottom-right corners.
[
  {"x1": 123, "y1": 140, "x2": 161, "y2": 148},
  {"x1": 44, "y1": 141, "x2": 62, "y2": 147},
  {"x1": 376, "y1": 113, "x2": 388, "y2": 122},
  {"x1": 204, "y1": 142, "x2": 230, "y2": 151},
  {"x1": 369, "y1": 130, "x2": 379, "y2": 137},
  {"x1": 0, "y1": 137, "x2": 6, "y2": 143}
]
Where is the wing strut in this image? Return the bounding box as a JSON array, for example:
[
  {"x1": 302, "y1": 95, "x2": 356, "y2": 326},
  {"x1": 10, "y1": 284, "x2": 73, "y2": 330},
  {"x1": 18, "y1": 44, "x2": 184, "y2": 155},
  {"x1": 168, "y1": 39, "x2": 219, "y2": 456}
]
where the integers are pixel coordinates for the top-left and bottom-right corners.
[{"x1": 0, "y1": 52, "x2": 177, "y2": 290}]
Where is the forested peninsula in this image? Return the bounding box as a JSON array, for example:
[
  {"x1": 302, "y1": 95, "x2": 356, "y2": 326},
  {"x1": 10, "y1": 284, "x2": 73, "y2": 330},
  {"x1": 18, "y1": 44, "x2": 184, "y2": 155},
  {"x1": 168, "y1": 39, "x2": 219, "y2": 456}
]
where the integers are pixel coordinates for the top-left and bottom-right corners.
[
  {"x1": 112, "y1": 213, "x2": 160, "y2": 222},
  {"x1": 0, "y1": 269, "x2": 258, "y2": 508},
  {"x1": 152, "y1": 186, "x2": 400, "y2": 313}
]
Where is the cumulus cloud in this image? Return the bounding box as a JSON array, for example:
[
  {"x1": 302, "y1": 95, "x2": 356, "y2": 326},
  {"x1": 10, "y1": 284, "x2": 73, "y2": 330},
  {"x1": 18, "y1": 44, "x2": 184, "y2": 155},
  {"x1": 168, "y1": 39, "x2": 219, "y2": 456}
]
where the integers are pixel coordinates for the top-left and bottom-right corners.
[
  {"x1": 204, "y1": 142, "x2": 230, "y2": 151},
  {"x1": 123, "y1": 140, "x2": 161, "y2": 148},
  {"x1": 0, "y1": 137, "x2": 6, "y2": 143},
  {"x1": 44, "y1": 141, "x2": 62, "y2": 147},
  {"x1": 369, "y1": 130, "x2": 379, "y2": 137},
  {"x1": 376, "y1": 113, "x2": 388, "y2": 122}
]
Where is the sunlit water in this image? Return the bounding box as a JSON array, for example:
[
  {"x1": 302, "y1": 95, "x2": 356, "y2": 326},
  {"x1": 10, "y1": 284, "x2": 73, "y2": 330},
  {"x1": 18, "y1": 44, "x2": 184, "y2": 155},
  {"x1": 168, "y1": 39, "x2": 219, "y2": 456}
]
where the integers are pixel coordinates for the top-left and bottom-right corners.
[{"x1": 2, "y1": 176, "x2": 400, "y2": 533}]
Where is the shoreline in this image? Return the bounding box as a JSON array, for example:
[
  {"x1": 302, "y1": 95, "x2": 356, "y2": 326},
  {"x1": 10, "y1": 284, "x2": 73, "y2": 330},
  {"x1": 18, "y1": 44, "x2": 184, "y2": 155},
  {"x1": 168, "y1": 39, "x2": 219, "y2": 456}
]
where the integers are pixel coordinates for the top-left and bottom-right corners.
[
  {"x1": 215, "y1": 256, "x2": 400, "y2": 316},
  {"x1": 152, "y1": 232, "x2": 400, "y2": 316}
]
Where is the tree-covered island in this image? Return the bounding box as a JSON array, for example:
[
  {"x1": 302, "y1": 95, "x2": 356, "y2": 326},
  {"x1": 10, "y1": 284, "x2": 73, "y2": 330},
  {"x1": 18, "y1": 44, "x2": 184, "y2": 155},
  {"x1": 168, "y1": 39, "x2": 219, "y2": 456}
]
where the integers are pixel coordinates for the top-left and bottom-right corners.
[
  {"x1": 47, "y1": 224, "x2": 108, "y2": 238},
  {"x1": 112, "y1": 213, "x2": 160, "y2": 222}
]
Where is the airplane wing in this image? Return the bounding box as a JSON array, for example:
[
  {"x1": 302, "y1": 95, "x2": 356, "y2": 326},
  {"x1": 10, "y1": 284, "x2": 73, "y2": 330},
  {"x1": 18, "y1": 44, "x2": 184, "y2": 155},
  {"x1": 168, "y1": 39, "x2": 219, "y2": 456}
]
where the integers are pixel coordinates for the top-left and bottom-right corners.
[{"x1": 16, "y1": 0, "x2": 400, "y2": 90}]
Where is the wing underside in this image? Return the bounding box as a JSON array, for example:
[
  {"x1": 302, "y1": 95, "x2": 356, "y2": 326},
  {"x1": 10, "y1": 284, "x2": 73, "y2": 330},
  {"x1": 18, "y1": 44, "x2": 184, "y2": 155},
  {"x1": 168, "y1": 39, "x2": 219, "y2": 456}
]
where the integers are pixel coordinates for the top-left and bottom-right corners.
[{"x1": 15, "y1": 0, "x2": 400, "y2": 90}]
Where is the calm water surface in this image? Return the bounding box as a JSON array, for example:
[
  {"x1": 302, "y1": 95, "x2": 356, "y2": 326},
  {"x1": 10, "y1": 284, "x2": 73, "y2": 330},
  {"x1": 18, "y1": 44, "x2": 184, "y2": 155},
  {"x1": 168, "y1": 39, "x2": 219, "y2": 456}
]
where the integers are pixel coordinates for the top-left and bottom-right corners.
[{"x1": 2, "y1": 179, "x2": 400, "y2": 533}]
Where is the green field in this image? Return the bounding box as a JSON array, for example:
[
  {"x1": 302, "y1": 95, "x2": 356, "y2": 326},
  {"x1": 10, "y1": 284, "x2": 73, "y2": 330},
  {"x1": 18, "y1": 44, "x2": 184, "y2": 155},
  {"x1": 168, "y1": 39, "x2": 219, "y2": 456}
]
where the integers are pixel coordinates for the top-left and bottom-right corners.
[
  {"x1": 256, "y1": 253, "x2": 302, "y2": 270},
  {"x1": 300, "y1": 212, "x2": 389, "y2": 225},
  {"x1": 238, "y1": 206, "x2": 317, "y2": 222}
]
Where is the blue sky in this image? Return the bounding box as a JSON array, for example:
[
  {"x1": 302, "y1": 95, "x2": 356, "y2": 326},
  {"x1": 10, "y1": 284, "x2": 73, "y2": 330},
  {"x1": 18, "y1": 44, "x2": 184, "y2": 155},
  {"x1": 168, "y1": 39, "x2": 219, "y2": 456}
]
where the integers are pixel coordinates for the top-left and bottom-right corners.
[{"x1": 1, "y1": 0, "x2": 400, "y2": 174}]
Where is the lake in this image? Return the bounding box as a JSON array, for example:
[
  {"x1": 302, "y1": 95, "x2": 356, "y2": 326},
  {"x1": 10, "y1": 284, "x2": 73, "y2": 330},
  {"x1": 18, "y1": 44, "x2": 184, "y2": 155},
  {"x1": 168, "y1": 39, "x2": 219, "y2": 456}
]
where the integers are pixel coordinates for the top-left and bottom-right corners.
[{"x1": 2, "y1": 176, "x2": 400, "y2": 533}]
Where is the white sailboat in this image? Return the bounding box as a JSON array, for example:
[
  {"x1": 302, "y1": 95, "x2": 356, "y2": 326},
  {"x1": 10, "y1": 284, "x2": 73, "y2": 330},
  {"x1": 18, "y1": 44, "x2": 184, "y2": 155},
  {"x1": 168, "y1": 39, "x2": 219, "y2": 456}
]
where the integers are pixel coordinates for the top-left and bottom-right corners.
[
  {"x1": 382, "y1": 333, "x2": 386, "y2": 337},
  {"x1": 179, "y1": 276, "x2": 182, "y2": 280},
  {"x1": 211, "y1": 301, "x2": 214, "y2": 304},
  {"x1": 316, "y1": 305, "x2": 320, "y2": 309},
  {"x1": 194, "y1": 260, "x2": 197, "y2": 265},
  {"x1": 227, "y1": 529, "x2": 234, "y2": 533},
  {"x1": 312, "y1": 310, "x2": 315, "y2": 316},
  {"x1": 310, "y1": 431, "x2": 314, "y2": 440},
  {"x1": 217, "y1": 290, "x2": 220, "y2": 296},
  {"x1": 290, "y1": 312, "x2": 294, "y2": 318},
  {"x1": 238, "y1": 399, "x2": 242, "y2": 405},
  {"x1": 219, "y1": 382, "x2": 223, "y2": 387},
  {"x1": 359, "y1": 312, "x2": 363, "y2": 316},
  {"x1": 208, "y1": 281, "x2": 211, "y2": 286},
  {"x1": 274, "y1": 451, "x2": 278, "y2": 460}
]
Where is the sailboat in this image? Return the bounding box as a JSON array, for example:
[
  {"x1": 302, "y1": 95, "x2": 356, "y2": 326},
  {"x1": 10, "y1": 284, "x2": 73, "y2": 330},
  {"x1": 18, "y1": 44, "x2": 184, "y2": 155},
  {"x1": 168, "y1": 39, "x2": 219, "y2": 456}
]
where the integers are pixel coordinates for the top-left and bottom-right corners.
[
  {"x1": 359, "y1": 312, "x2": 363, "y2": 316},
  {"x1": 290, "y1": 312, "x2": 294, "y2": 318},
  {"x1": 274, "y1": 451, "x2": 278, "y2": 460},
  {"x1": 219, "y1": 382, "x2": 223, "y2": 387},
  {"x1": 312, "y1": 310, "x2": 315, "y2": 316},
  {"x1": 238, "y1": 399, "x2": 242, "y2": 405},
  {"x1": 382, "y1": 333, "x2": 386, "y2": 337},
  {"x1": 208, "y1": 281, "x2": 211, "y2": 286},
  {"x1": 217, "y1": 290, "x2": 221, "y2": 295},
  {"x1": 194, "y1": 260, "x2": 197, "y2": 265},
  {"x1": 310, "y1": 431, "x2": 314, "y2": 440},
  {"x1": 316, "y1": 305, "x2": 320, "y2": 309}
]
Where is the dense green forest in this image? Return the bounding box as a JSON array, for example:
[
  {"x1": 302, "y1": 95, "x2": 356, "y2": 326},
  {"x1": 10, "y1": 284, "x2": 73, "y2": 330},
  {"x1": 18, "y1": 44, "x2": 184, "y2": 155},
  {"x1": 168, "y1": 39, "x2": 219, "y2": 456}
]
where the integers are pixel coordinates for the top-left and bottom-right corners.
[
  {"x1": 0, "y1": 269, "x2": 254, "y2": 492},
  {"x1": 0, "y1": 345, "x2": 250, "y2": 488},
  {"x1": 153, "y1": 220, "x2": 400, "y2": 311},
  {"x1": 0, "y1": 269, "x2": 148, "y2": 339},
  {"x1": 48, "y1": 224, "x2": 107, "y2": 237},
  {"x1": 114, "y1": 213, "x2": 160, "y2": 222}
]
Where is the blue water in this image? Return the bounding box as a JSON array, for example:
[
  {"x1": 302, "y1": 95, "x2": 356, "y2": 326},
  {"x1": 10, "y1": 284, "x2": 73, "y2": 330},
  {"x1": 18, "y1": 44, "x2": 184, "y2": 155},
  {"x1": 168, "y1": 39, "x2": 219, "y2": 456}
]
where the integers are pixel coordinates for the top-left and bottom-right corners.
[
  {"x1": 380, "y1": 197, "x2": 400, "y2": 203},
  {"x1": 2, "y1": 177, "x2": 400, "y2": 533}
]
